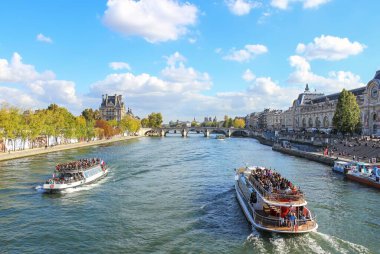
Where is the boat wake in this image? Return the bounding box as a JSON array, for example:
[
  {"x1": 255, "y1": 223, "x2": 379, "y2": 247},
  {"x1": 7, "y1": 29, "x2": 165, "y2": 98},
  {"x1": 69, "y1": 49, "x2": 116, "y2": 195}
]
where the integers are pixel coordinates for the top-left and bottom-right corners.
[{"x1": 245, "y1": 231, "x2": 372, "y2": 254}]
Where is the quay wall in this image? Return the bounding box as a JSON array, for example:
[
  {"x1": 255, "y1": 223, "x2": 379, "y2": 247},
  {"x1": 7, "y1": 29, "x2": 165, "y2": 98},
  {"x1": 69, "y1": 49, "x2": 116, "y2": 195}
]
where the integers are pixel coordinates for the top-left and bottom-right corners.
[
  {"x1": 272, "y1": 144, "x2": 336, "y2": 166},
  {"x1": 251, "y1": 134, "x2": 274, "y2": 146}
]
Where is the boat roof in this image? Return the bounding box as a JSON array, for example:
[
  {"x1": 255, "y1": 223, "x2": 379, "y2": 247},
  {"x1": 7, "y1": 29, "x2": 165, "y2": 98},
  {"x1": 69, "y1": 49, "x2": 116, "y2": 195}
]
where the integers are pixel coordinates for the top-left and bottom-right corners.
[{"x1": 239, "y1": 166, "x2": 307, "y2": 207}]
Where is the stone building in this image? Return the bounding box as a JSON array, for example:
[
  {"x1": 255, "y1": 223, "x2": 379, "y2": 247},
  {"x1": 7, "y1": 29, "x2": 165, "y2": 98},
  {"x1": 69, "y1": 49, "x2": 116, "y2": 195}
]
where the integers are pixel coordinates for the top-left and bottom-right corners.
[
  {"x1": 245, "y1": 112, "x2": 260, "y2": 129},
  {"x1": 245, "y1": 70, "x2": 380, "y2": 135},
  {"x1": 279, "y1": 70, "x2": 380, "y2": 135},
  {"x1": 99, "y1": 94, "x2": 126, "y2": 122}
]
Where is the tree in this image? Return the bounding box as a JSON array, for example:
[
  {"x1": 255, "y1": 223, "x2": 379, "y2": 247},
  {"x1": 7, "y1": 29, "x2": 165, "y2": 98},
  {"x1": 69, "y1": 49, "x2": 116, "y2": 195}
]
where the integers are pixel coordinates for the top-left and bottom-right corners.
[
  {"x1": 147, "y1": 112, "x2": 163, "y2": 128},
  {"x1": 191, "y1": 120, "x2": 199, "y2": 127},
  {"x1": 223, "y1": 115, "x2": 229, "y2": 127},
  {"x1": 227, "y1": 118, "x2": 233, "y2": 128},
  {"x1": 233, "y1": 118, "x2": 245, "y2": 128},
  {"x1": 95, "y1": 120, "x2": 114, "y2": 138},
  {"x1": 141, "y1": 118, "x2": 149, "y2": 128},
  {"x1": 333, "y1": 89, "x2": 360, "y2": 134},
  {"x1": 120, "y1": 115, "x2": 141, "y2": 134}
]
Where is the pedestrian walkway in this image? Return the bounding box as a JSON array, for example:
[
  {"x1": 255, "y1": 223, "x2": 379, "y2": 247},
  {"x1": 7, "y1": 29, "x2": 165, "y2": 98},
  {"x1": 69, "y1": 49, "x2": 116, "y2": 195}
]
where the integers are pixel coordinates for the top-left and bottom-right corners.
[{"x1": 0, "y1": 136, "x2": 141, "y2": 162}]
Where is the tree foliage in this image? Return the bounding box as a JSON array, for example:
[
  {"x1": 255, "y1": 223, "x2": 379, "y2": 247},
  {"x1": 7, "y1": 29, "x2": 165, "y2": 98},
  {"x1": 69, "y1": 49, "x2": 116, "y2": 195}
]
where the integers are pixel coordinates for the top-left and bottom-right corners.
[
  {"x1": 233, "y1": 118, "x2": 245, "y2": 128},
  {"x1": 119, "y1": 115, "x2": 141, "y2": 134},
  {"x1": 333, "y1": 89, "x2": 360, "y2": 134},
  {"x1": 0, "y1": 104, "x2": 132, "y2": 151},
  {"x1": 147, "y1": 112, "x2": 163, "y2": 128}
]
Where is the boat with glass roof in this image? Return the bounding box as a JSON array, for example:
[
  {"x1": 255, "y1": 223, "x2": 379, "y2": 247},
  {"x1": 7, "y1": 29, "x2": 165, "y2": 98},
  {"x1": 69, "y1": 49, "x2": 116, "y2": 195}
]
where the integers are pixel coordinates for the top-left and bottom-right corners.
[
  {"x1": 42, "y1": 158, "x2": 108, "y2": 193},
  {"x1": 235, "y1": 166, "x2": 318, "y2": 233}
]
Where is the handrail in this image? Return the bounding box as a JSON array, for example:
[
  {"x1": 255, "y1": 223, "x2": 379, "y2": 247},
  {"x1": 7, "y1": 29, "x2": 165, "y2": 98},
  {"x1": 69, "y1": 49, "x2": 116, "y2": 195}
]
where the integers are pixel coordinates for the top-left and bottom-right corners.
[
  {"x1": 252, "y1": 210, "x2": 317, "y2": 230},
  {"x1": 249, "y1": 177, "x2": 304, "y2": 202}
]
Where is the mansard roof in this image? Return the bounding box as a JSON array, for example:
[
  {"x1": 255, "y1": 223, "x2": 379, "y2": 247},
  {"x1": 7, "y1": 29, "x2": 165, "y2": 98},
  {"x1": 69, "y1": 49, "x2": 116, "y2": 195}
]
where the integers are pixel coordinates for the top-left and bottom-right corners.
[
  {"x1": 374, "y1": 70, "x2": 380, "y2": 80},
  {"x1": 101, "y1": 94, "x2": 124, "y2": 108},
  {"x1": 308, "y1": 86, "x2": 366, "y2": 104}
]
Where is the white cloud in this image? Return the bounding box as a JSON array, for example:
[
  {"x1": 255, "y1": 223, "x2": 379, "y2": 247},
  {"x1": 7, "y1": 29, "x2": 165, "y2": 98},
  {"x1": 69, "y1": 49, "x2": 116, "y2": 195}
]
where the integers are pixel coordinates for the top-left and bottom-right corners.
[
  {"x1": 223, "y1": 44, "x2": 268, "y2": 62},
  {"x1": 296, "y1": 35, "x2": 366, "y2": 61},
  {"x1": 226, "y1": 0, "x2": 261, "y2": 16},
  {"x1": 0, "y1": 53, "x2": 81, "y2": 110},
  {"x1": 0, "y1": 52, "x2": 54, "y2": 83},
  {"x1": 270, "y1": 0, "x2": 330, "y2": 10},
  {"x1": 109, "y1": 61, "x2": 131, "y2": 71},
  {"x1": 0, "y1": 87, "x2": 35, "y2": 108},
  {"x1": 271, "y1": 0, "x2": 289, "y2": 9},
  {"x1": 36, "y1": 33, "x2": 53, "y2": 43},
  {"x1": 242, "y1": 69, "x2": 255, "y2": 82},
  {"x1": 103, "y1": 0, "x2": 198, "y2": 43},
  {"x1": 303, "y1": 0, "x2": 330, "y2": 9},
  {"x1": 288, "y1": 55, "x2": 363, "y2": 94}
]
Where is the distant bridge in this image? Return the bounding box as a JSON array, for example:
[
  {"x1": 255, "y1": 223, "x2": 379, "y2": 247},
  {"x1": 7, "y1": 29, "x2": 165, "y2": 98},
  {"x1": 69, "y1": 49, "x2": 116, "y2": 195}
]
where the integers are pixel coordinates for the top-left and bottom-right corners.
[{"x1": 141, "y1": 127, "x2": 251, "y2": 137}]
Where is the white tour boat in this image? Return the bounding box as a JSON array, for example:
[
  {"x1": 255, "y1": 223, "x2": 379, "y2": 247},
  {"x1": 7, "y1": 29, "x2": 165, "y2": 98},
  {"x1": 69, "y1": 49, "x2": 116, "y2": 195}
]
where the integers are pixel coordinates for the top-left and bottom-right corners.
[
  {"x1": 43, "y1": 158, "x2": 108, "y2": 193},
  {"x1": 235, "y1": 166, "x2": 318, "y2": 233}
]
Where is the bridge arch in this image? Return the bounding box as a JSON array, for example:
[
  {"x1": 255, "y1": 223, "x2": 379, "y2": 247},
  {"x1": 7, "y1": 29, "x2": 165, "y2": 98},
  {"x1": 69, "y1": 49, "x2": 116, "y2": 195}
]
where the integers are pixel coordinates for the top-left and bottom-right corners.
[{"x1": 230, "y1": 129, "x2": 250, "y2": 137}]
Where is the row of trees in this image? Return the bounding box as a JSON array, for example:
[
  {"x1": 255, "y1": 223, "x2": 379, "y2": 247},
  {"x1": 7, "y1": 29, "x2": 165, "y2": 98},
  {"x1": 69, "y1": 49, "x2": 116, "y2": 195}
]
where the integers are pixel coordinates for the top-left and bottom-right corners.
[{"x1": 0, "y1": 104, "x2": 142, "y2": 151}]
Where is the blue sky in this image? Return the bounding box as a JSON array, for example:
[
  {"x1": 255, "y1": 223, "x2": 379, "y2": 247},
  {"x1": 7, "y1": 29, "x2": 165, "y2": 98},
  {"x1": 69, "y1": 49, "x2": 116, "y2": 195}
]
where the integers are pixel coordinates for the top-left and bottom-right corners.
[{"x1": 0, "y1": 0, "x2": 379, "y2": 121}]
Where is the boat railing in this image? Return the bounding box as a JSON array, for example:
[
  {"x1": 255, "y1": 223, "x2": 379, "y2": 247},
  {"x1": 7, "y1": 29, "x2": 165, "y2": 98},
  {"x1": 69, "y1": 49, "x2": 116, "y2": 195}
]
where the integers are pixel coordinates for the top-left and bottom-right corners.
[
  {"x1": 252, "y1": 210, "x2": 317, "y2": 231},
  {"x1": 250, "y1": 177, "x2": 304, "y2": 202}
]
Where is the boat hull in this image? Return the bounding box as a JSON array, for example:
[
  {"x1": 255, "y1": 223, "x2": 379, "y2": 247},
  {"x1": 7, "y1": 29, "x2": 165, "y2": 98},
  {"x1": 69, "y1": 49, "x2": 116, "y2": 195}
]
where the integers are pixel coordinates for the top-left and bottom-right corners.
[
  {"x1": 235, "y1": 180, "x2": 318, "y2": 234},
  {"x1": 346, "y1": 173, "x2": 380, "y2": 189},
  {"x1": 43, "y1": 168, "x2": 108, "y2": 193}
]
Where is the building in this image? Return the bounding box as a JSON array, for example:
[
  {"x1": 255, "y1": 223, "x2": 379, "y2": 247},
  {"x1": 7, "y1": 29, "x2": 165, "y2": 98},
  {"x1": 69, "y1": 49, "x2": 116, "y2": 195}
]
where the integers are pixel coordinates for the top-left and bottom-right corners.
[
  {"x1": 245, "y1": 112, "x2": 260, "y2": 129},
  {"x1": 280, "y1": 70, "x2": 380, "y2": 135},
  {"x1": 99, "y1": 94, "x2": 126, "y2": 122},
  {"x1": 246, "y1": 70, "x2": 380, "y2": 135}
]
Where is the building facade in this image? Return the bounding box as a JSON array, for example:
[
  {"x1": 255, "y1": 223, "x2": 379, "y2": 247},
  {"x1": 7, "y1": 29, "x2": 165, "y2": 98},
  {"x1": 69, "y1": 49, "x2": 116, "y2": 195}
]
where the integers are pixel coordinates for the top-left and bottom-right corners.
[
  {"x1": 247, "y1": 70, "x2": 380, "y2": 135},
  {"x1": 99, "y1": 94, "x2": 126, "y2": 122}
]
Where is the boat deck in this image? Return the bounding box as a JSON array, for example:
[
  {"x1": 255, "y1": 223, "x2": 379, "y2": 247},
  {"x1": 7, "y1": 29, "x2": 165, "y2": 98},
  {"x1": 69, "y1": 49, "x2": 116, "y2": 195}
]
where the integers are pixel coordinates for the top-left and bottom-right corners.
[{"x1": 255, "y1": 210, "x2": 317, "y2": 232}]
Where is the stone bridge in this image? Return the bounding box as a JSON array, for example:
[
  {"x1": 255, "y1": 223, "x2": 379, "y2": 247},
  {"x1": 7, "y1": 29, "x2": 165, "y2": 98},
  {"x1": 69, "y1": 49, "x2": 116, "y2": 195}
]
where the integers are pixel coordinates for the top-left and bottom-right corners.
[{"x1": 142, "y1": 127, "x2": 251, "y2": 137}]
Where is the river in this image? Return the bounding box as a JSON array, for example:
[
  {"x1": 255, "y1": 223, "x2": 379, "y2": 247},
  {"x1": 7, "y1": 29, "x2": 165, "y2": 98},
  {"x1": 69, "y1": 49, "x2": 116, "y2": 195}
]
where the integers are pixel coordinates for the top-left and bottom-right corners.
[{"x1": 0, "y1": 135, "x2": 378, "y2": 253}]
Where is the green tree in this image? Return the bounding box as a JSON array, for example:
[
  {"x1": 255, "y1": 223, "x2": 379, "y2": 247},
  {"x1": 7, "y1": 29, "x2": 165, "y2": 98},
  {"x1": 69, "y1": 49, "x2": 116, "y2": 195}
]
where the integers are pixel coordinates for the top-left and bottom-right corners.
[
  {"x1": 141, "y1": 118, "x2": 149, "y2": 128},
  {"x1": 333, "y1": 89, "x2": 360, "y2": 134},
  {"x1": 147, "y1": 112, "x2": 163, "y2": 128},
  {"x1": 191, "y1": 120, "x2": 199, "y2": 127},
  {"x1": 227, "y1": 118, "x2": 233, "y2": 128}
]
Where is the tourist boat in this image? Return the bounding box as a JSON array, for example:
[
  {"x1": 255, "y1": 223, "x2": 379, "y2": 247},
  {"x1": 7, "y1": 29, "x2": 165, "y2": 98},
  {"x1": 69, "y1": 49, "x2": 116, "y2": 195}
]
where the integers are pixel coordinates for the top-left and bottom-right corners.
[
  {"x1": 216, "y1": 134, "x2": 225, "y2": 140},
  {"x1": 235, "y1": 166, "x2": 318, "y2": 233},
  {"x1": 42, "y1": 158, "x2": 108, "y2": 193},
  {"x1": 344, "y1": 163, "x2": 380, "y2": 189},
  {"x1": 332, "y1": 160, "x2": 351, "y2": 173}
]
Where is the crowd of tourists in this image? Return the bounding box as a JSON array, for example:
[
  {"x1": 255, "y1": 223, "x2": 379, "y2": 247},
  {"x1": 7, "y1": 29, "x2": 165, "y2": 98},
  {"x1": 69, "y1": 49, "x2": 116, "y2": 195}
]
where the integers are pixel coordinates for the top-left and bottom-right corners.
[
  {"x1": 55, "y1": 158, "x2": 102, "y2": 171},
  {"x1": 323, "y1": 138, "x2": 380, "y2": 162},
  {"x1": 249, "y1": 167, "x2": 302, "y2": 197}
]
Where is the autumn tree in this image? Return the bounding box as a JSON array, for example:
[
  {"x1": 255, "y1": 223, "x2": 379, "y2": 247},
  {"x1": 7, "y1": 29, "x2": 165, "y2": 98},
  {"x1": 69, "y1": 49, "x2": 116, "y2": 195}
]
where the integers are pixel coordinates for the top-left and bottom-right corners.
[{"x1": 233, "y1": 118, "x2": 246, "y2": 128}]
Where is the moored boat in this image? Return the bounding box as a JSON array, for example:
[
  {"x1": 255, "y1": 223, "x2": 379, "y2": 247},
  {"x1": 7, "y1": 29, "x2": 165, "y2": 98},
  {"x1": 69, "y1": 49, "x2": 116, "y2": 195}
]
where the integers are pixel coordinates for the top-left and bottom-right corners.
[
  {"x1": 332, "y1": 160, "x2": 351, "y2": 173},
  {"x1": 235, "y1": 166, "x2": 318, "y2": 233},
  {"x1": 216, "y1": 134, "x2": 225, "y2": 140},
  {"x1": 344, "y1": 163, "x2": 380, "y2": 189},
  {"x1": 42, "y1": 158, "x2": 108, "y2": 193}
]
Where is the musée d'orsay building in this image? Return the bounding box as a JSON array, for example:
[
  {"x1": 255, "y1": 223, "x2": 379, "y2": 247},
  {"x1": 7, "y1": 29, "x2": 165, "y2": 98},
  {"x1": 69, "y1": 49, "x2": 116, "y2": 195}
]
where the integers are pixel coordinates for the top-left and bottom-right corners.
[{"x1": 247, "y1": 71, "x2": 380, "y2": 136}]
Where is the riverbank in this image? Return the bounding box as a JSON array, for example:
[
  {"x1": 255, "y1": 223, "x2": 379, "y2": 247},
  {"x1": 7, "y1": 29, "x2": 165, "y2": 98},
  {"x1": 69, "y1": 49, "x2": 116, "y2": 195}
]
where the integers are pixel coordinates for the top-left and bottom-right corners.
[
  {"x1": 0, "y1": 135, "x2": 142, "y2": 162},
  {"x1": 272, "y1": 144, "x2": 344, "y2": 166}
]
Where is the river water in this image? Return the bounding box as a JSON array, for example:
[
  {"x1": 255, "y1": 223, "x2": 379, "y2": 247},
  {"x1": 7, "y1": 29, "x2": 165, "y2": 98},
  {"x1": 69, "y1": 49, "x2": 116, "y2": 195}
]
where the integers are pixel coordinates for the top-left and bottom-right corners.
[{"x1": 0, "y1": 135, "x2": 378, "y2": 253}]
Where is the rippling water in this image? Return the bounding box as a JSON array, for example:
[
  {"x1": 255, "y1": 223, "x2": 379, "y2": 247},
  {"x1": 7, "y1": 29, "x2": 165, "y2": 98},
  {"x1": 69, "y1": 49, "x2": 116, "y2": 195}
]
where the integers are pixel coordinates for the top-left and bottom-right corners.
[{"x1": 0, "y1": 135, "x2": 378, "y2": 253}]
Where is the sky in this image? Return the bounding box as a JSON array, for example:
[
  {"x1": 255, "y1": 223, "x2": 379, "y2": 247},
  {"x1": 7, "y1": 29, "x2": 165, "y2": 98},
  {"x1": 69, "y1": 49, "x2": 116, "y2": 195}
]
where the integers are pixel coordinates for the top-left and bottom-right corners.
[{"x1": 0, "y1": 0, "x2": 379, "y2": 122}]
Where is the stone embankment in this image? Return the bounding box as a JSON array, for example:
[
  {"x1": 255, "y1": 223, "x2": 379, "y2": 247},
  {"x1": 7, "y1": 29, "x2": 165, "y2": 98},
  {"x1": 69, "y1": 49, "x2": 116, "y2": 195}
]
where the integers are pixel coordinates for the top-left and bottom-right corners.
[
  {"x1": 0, "y1": 135, "x2": 141, "y2": 162},
  {"x1": 272, "y1": 144, "x2": 342, "y2": 166}
]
